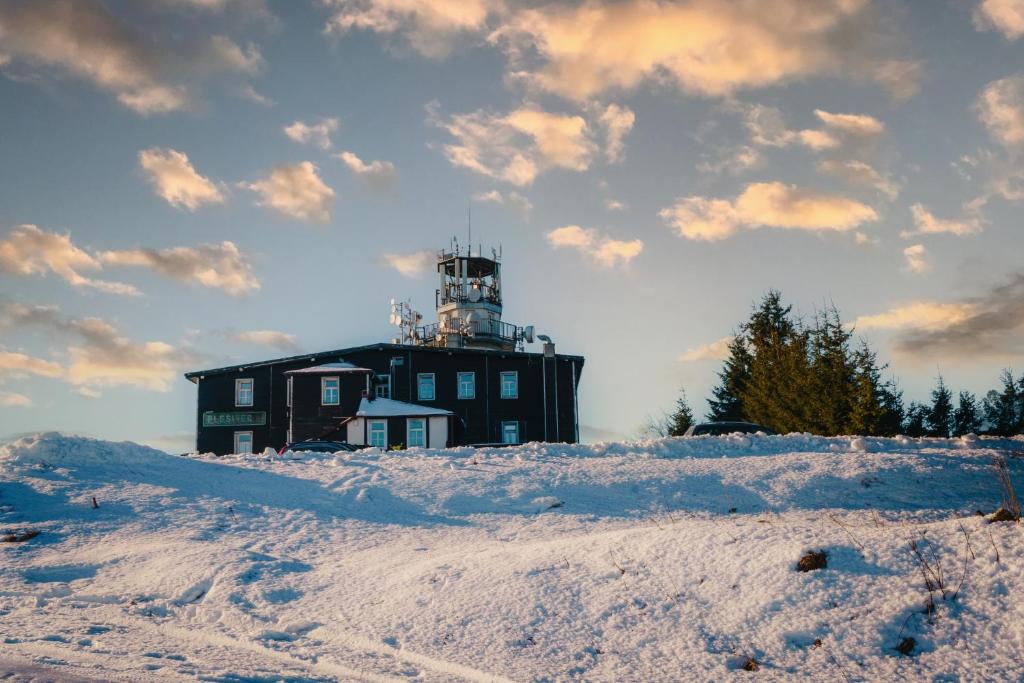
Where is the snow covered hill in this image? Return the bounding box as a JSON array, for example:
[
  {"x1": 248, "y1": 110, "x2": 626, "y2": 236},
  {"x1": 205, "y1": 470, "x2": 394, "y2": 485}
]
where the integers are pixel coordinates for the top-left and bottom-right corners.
[{"x1": 1, "y1": 432, "x2": 1022, "y2": 682}]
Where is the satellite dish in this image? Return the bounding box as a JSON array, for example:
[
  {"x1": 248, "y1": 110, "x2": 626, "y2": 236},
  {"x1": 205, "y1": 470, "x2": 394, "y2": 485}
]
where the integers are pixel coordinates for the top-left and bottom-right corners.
[
  {"x1": 524, "y1": 325, "x2": 535, "y2": 343},
  {"x1": 468, "y1": 287, "x2": 482, "y2": 303},
  {"x1": 390, "y1": 298, "x2": 396, "y2": 306}
]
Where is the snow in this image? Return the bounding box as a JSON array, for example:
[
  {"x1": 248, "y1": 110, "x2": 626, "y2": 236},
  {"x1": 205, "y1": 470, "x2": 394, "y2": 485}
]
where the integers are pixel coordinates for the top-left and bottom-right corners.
[
  {"x1": 285, "y1": 362, "x2": 372, "y2": 374},
  {"x1": 356, "y1": 396, "x2": 453, "y2": 417},
  {"x1": 1, "y1": 432, "x2": 1023, "y2": 682}
]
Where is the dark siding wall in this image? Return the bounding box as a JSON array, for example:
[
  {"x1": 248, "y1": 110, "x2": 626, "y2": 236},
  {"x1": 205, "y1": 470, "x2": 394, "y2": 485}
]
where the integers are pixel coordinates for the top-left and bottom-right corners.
[
  {"x1": 193, "y1": 345, "x2": 584, "y2": 454},
  {"x1": 289, "y1": 372, "x2": 369, "y2": 441}
]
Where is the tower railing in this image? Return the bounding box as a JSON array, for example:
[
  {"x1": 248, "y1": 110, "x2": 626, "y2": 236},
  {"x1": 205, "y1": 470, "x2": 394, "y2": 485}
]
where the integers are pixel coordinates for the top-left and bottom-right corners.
[
  {"x1": 417, "y1": 316, "x2": 521, "y2": 348},
  {"x1": 436, "y1": 284, "x2": 501, "y2": 308}
]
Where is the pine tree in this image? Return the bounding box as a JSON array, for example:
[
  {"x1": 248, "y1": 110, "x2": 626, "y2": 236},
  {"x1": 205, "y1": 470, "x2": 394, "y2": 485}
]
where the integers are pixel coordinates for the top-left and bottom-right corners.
[
  {"x1": 926, "y1": 375, "x2": 954, "y2": 437},
  {"x1": 807, "y1": 306, "x2": 856, "y2": 435},
  {"x1": 706, "y1": 335, "x2": 752, "y2": 421},
  {"x1": 847, "y1": 341, "x2": 888, "y2": 435},
  {"x1": 953, "y1": 391, "x2": 982, "y2": 436},
  {"x1": 904, "y1": 402, "x2": 928, "y2": 437},
  {"x1": 878, "y1": 381, "x2": 906, "y2": 436},
  {"x1": 667, "y1": 389, "x2": 695, "y2": 436},
  {"x1": 983, "y1": 370, "x2": 1019, "y2": 435}
]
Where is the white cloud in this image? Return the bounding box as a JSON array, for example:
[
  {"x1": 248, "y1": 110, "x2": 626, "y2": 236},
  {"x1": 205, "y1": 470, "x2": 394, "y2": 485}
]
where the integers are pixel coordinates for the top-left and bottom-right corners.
[
  {"x1": 490, "y1": 0, "x2": 915, "y2": 101},
  {"x1": 226, "y1": 329, "x2": 298, "y2": 351},
  {"x1": 472, "y1": 190, "x2": 533, "y2": 213},
  {"x1": 678, "y1": 336, "x2": 733, "y2": 362},
  {"x1": 138, "y1": 148, "x2": 225, "y2": 211},
  {"x1": 322, "y1": 0, "x2": 498, "y2": 58},
  {"x1": 546, "y1": 225, "x2": 643, "y2": 268},
  {"x1": 744, "y1": 104, "x2": 883, "y2": 152},
  {"x1": 598, "y1": 103, "x2": 635, "y2": 163},
  {"x1": 337, "y1": 151, "x2": 397, "y2": 189},
  {"x1": 812, "y1": 109, "x2": 885, "y2": 137},
  {"x1": 696, "y1": 145, "x2": 762, "y2": 176},
  {"x1": 854, "y1": 302, "x2": 980, "y2": 332},
  {"x1": 382, "y1": 250, "x2": 435, "y2": 277},
  {"x1": 237, "y1": 84, "x2": 274, "y2": 106},
  {"x1": 242, "y1": 162, "x2": 336, "y2": 223},
  {"x1": 901, "y1": 204, "x2": 983, "y2": 238},
  {"x1": 75, "y1": 386, "x2": 102, "y2": 399},
  {"x1": 430, "y1": 103, "x2": 597, "y2": 186},
  {"x1": 284, "y1": 117, "x2": 339, "y2": 149},
  {"x1": 818, "y1": 159, "x2": 899, "y2": 200},
  {"x1": 976, "y1": 74, "x2": 1024, "y2": 145},
  {"x1": 974, "y1": 0, "x2": 1024, "y2": 40},
  {"x1": 0, "y1": 391, "x2": 32, "y2": 407},
  {"x1": 903, "y1": 243, "x2": 928, "y2": 274},
  {"x1": 0, "y1": 225, "x2": 139, "y2": 295},
  {"x1": 0, "y1": 350, "x2": 63, "y2": 379},
  {"x1": 206, "y1": 34, "x2": 263, "y2": 74},
  {"x1": 604, "y1": 198, "x2": 626, "y2": 211},
  {"x1": 660, "y1": 182, "x2": 878, "y2": 241},
  {"x1": 99, "y1": 241, "x2": 259, "y2": 296}
]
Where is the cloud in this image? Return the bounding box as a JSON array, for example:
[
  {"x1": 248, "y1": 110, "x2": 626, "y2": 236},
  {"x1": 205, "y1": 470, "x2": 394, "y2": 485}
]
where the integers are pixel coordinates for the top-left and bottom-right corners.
[
  {"x1": 883, "y1": 274, "x2": 1024, "y2": 357},
  {"x1": 226, "y1": 329, "x2": 298, "y2": 351},
  {"x1": 678, "y1": 336, "x2": 733, "y2": 362},
  {"x1": 322, "y1": 0, "x2": 498, "y2": 58},
  {"x1": 490, "y1": 0, "x2": 915, "y2": 101},
  {"x1": 976, "y1": 74, "x2": 1024, "y2": 145},
  {"x1": 430, "y1": 103, "x2": 597, "y2": 186},
  {"x1": 0, "y1": 391, "x2": 32, "y2": 407},
  {"x1": 546, "y1": 225, "x2": 643, "y2": 268},
  {"x1": 903, "y1": 244, "x2": 928, "y2": 274},
  {"x1": 855, "y1": 302, "x2": 980, "y2": 332},
  {"x1": 99, "y1": 241, "x2": 259, "y2": 296},
  {"x1": 472, "y1": 190, "x2": 533, "y2": 213},
  {"x1": 818, "y1": 159, "x2": 899, "y2": 199},
  {"x1": 0, "y1": 350, "x2": 64, "y2": 379},
  {"x1": 1, "y1": 302, "x2": 196, "y2": 392},
  {"x1": 0, "y1": 1, "x2": 265, "y2": 114},
  {"x1": 660, "y1": 182, "x2": 878, "y2": 241},
  {"x1": 901, "y1": 204, "x2": 983, "y2": 238},
  {"x1": 604, "y1": 198, "x2": 626, "y2": 211},
  {"x1": 974, "y1": 0, "x2": 1024, "y2": 40},
  {"x1": 696, "y1": 145, "x2": 762, "y2": 176},
  {"x1": 242, "y1": 162, "x2": 336, "y2": 223},
  {"x1": 598, "y1": 103, "x2": 635, "y2": 163},
  {"x1": 336, "y1": 150, "x2": 397, "y2": 189},
  {"x1": 284, "y1": 117, "x2": 339, "y2": 149},
  {"x1": 812, "y1": 109, "x2": 885, "y2": 137},
  {"x1": 382, "y1": 250, "x2": 435, "y2": 277},
  {"x1": 138, "y1": 148, "x2": 225, "y2": 211},
  {"x1": 744, "y1": 104, "x2": 884, "y2": 152},
  {"x1": 237, "y1": 84, "x2": 274, "y2": 106},
  {"x1": 0, "y1": 224, "x2": 139, "y2": 295},
  {"x1": 74, "y1": 386, "x2": 101, "y2": 399}
]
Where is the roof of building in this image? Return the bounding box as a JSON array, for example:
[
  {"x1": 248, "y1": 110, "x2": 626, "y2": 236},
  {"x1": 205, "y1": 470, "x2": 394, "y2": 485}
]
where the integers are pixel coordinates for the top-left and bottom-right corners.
[
  {"x1": 284, "y1": 362, "x2": 373, "y2": 375},
  {"x1": 183, "y1": 342, "x2": 584, "y2": 382},
  {"x1": 355, "y1": 397, "x2": 453, "y2": 418}
]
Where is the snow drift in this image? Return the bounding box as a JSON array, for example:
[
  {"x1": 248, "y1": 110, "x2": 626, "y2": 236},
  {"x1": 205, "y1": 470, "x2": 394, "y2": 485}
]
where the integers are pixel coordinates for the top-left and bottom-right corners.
[{"x1": 1, "y1": 432, "x2": 1022, "y2": 681}]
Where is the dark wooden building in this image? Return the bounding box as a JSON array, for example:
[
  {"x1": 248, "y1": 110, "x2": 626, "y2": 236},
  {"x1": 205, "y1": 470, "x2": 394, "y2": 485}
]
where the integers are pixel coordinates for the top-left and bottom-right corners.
[{"x1": 184, "y1": 246, "x2": 585, "y2": 455}]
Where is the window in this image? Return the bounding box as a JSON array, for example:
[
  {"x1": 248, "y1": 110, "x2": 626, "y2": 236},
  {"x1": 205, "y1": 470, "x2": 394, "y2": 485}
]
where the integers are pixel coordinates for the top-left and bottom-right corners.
[
  {"x1": 369, "y1": 420, "x2": 387, "y2": 448},
  {"x1": 417, "y1": 373, "x2": 435, "y2": 401},
  {"x1": 322, "y1": 376, "x2": 340, "y2": 405},
  {"x1": 500, "y1": 371, "x2": 518, "y2": 399},
  {"x1": 502, "y1": 421, "x2": 519, "y2": 445},
  {"x1": 234, "y1": 431, "x2": 253, "y2": 454},
  {"x1": 235, "y1": 378, "x2": 254, "y2": 407},
  {"x1": 375, "y1": 374, "x2": 391, "y2": 399},
  {"x1": 407, "y1": 418, "x2": 426, "y2": 448},
  {"x1": 457, "y1": 371, "x2": 476, "y2": 400}
]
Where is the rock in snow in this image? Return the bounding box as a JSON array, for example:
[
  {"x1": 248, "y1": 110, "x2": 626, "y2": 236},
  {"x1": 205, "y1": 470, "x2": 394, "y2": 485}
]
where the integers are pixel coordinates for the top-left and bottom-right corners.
[{"x1": 1, "y1": 432, "x2": 1023, "y2": 681}]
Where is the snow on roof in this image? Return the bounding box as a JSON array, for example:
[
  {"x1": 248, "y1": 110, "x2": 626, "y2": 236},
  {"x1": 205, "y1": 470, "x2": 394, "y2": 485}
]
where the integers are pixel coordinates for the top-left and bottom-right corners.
[
  {"x1": 355, "y1": 397, "x2": 453, "y2": 417},
  {"x1": 285, "y1": 362, "x2": 372, "y2": 374}
]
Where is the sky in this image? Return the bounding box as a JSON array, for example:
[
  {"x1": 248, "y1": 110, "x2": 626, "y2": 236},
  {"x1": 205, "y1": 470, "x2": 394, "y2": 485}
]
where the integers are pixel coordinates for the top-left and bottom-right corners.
[{"x1": 2, "y1": 0, "x2": 1024, "y2": 451}]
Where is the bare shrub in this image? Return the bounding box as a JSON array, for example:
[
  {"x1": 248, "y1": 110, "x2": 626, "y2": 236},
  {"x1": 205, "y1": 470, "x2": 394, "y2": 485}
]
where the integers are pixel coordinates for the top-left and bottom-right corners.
[
  {"x1": 796, "y1": 550, "x2": 828, "y2": 572},
  {"x1": 895, "y1": 637, "x2": 916, "y2": 656},
  {"x1": 992, "y1": 454, "x2": 1021, "y2": 522}
]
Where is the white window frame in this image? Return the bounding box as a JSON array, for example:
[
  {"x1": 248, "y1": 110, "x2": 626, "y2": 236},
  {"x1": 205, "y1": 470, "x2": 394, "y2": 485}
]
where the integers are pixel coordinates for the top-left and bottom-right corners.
[
  {"x1": 368, "y1": 419, "x2": 387, "y2": 448},
  {"x1": 286, "y1": 376, "x2": 293, "y2": 407},
  {"x1": 407, "y1": 418, "x2": 426, "y2": 448},
  {"x1": 375, "y1": 374, "x2": 391, "y2": 399},
  {"x1": 417, "y1": 373, "x2": 436, "y2": 401},
  {"x1": 500, "y1": 371, "x2": 518, "y2": 399},
  {"x1": 235, "y1": 378, "x2": 254, "y2": 407},
  {"x1": 234, "y1": 430, "x2": 254, "y2": 454},
  {"x1": 457, "y1": 371, "x2": 476, "y2": 400},
  {"x1": 321, "y1": 376, "x2": 340, "y2": 405},
  {"x1": 501, "y1": 421, "x2": 519, "y2": 445}
]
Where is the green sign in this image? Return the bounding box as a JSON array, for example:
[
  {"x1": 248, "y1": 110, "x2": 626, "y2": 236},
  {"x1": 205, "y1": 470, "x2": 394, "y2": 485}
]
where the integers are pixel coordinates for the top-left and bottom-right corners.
[{"x1": 203, "y1": 411, "x2": 266, "y2": 428}]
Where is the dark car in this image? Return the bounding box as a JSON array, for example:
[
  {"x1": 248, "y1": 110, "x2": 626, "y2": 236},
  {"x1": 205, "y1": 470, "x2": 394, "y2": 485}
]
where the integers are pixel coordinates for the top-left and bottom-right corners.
[
  {"x1": 684, "y1": 421, "x2": 775, "y2": 437},
  {"x1": 277, "y1": 440, "x2": 360, "y2": 455}
]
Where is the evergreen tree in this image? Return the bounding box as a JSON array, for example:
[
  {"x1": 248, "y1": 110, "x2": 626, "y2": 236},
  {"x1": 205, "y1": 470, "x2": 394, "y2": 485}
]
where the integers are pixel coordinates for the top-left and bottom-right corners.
[
  {"x1": 983, "y1": 370, "x2": 1019, "y2": 435},
  {"x1": 926, "y1": 375, "x2": 954, "y2": 437},
  {"x1": 667, "y1": 389, "x2": 695, "y2": 436},
  {"x1": 878, "y1": 381, "x2": 906, "y2": 436},
  {"x1": 904, "y1": 402, "x2": 928, "y2": 437},
  {"x1": 847, "y1": 341, "x2": 888, "y2": 435},
  {"x1": 953, "y1": 391, "x2": 982, "y2": 436},
  {"x1": 807, "y1": 306, "x2": 855, "y2": 435},
  {"x1": 706, "y1": 335, "x2": 752, "y2": 421}
]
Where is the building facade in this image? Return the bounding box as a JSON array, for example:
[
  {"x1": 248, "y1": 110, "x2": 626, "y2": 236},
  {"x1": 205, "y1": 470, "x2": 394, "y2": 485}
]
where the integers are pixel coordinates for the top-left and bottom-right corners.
[{"x1": 184, "y1": 245, "x2": 585, "y2": 455}]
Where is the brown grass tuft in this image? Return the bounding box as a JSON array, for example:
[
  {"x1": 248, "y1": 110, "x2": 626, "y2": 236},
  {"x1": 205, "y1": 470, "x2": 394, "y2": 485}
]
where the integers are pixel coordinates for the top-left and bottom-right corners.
[
  {"x1": 1, "y1": 530, "x2": 40, "y2": 543},
  {"x1": 796, "y1": 550, "x2": 828, "y2": 572}
]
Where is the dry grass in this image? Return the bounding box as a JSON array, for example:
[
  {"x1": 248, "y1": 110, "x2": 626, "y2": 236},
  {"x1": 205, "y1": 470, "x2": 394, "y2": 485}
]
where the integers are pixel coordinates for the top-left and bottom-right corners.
[
  {"x1": 1, "y1": 529, "x2": 40, "y2": 543},
  {"x1": 992, "y1": 454, "x2": 1021, "y2": 522},
  {"x1": 796, "y1": 550, "x2": 828, "y2": 572}
]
